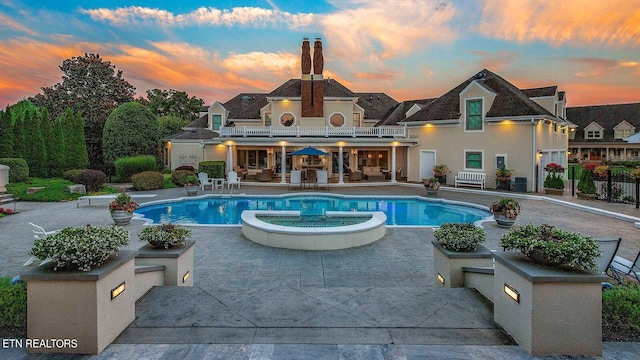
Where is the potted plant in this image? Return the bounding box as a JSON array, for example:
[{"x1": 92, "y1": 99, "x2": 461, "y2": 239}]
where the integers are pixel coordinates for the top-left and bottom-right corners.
[
  {"x1": 577, "y1": 164, "x2": 597, "y2": 199},
  {"x1": 432, "y1": 164, "x2": 448, "y2": 184},
  {"x1": 109, "y1": 192, "x2": 138, "y2": 226},
  {"x1": 495, "y1": 168, "x2": 512, "y2": 191},
  {"x1": 499, "y1": 224, "x2": 601, "y2": 271},
  {"x1": 543, "y1": 163, "x2": 565, "y2": 195},
  {"x1": 28, "y1": 224, "x2": 131, "y2": 271},
  {"x1": 490, "y1": 197, "x2": 521, "y2": 227},
  {"x1": 423, "y1": 177, "x2": 440, "y2": 195},
  {"x1": 139, "y1": 223, "x2": 192, "y2": 249},
  {"x1": 433, "y1": 223, "x2": 486, "y2": 252},
  {"x1": 184, "y1": 175, "x2": 200, "y2": 195}
]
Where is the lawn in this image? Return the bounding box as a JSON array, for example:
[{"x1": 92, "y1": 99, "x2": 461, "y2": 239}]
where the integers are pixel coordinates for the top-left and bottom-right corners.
[{"x1": 6, "y1": 178, "x2": 118, "y2": 202}]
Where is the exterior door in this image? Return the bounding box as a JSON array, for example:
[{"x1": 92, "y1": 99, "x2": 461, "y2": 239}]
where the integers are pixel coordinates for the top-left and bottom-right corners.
[{"x1": 420, "y1": 151, "x2": 436, "y2": 180}]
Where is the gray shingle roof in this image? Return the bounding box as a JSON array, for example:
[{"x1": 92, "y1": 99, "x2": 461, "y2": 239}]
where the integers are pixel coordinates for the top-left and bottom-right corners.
[
  {"x1": 355, "y1": 93, "x2": 399, "y2": 120},
  {"x1": 268, "y1": 79, "x2": 357, "y2": 99},
  {"x1": 522, "y1": 86, "x2": 557, "y2": 98},
  {"x1": 168, "y1": 128, "x2": 219, "y2": 140},
  {"x1": 375, "y1": 98, "x2": 436, "y2": 126},
  {"x1": 567, "y1": 103, "x2": 640, "y2": 142},
  {"x1": 224, "y1": 93, "x2": 268, "y2": 120},
  {"x1": 185, "y1": 114, "x2": 208, "y2": 128},
  {"x1": 402, "y1": 69, "x2": 555, "y2": 123}
]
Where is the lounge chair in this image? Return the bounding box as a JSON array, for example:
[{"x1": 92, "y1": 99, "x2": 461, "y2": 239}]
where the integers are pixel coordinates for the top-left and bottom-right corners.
[
  {"x1": 257, "y1": 168, "x2": 273, "y2": 182},
  {"x1": 316, "y1": 170, "x2": 329, "y2": 190},
  {"x1": 610, "y1": 252, "x2": 640, "y2": 283},
  {"x1": 198, "y1": 172, "x2": 214, "y2": 190},
  {"x1": 595, "y1": 238, "x2": 621, "y2": 281},
  {"x1": 345, "y1": 166, "x2": 362, "y2": 181},
  {"x1": 24, "y1": 223, "x2": 57, "y2": 266},
  {"x1": 227, "y1": 171, "x2": 241, "y2": 189},
  {"x1": 233, "y1": 166, "x2": 248, "y2": 180},
  {"x1": 289, "y1": 170, "x2": 302, "y2": 189}
]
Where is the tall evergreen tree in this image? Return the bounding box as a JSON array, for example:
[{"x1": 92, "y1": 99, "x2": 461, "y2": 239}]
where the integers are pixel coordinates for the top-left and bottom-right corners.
[
  {"x1": 39, "y1": 109, "x2": 56, "y2": 177},
  {"x1": 50, "y1": 114, "x2": 66, "y2": 174},
  {"x1": 61, "y1": 109, "x2": 89, "y2": 170},
  {"x1": 0, "y1": 108, "x2": 14, "y2": 157},
  {"x1": 12, "y1": 112, "x2": 26, "y2": 159},
  {"x1": 23, "y1": 109, "x2": 47, "y2": 177}
]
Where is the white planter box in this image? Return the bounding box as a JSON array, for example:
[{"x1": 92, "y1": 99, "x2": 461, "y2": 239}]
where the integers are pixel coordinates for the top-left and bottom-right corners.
[
  {"x1": 493, "y1": 251, "x2": 607, "y2": 356},
  {"x1": 431, "y1": 240, "x2": 493, "y2": 287},
  {"x1": 135, "y1": 240, "x2": 195, "y2": 286},
  {"x1": 21, "y1": 250, "x2": 137, "y2": 354}
]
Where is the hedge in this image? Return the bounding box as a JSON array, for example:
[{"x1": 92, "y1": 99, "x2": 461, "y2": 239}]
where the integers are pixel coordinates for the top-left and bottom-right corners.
[
  {"x1": 73, "y1": 169, "x2": 106, "y2": 192},
  {"x1": 198, "y1": 161, "x2": 226, "y2": 178},
  {"x1": 114, "y1": 155, "x2": 156, "y2": 182},
  {"x1": 131, "y1": 171, "x2": 164, "y2": 190},
  {"x1": 0, "y1": 158, "x2": 29, "y2": 183},
  {"x1": 171, "y1": 170, "x2": 196, "y2": 187}
]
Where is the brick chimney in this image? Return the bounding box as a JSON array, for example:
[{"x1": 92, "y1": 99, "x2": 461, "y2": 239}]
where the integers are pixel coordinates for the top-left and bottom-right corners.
[{"x1": 302, "y1": 38, "x2": 324, "y2": 117}]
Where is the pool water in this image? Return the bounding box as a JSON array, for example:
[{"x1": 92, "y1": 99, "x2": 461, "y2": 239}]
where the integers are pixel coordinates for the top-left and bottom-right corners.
[
  {"x1": 134, "y1": 195, "x2": 491, "y2": 226},
  {"x1": 256, "y1": 214, "x2": 373, "y2": 227}
]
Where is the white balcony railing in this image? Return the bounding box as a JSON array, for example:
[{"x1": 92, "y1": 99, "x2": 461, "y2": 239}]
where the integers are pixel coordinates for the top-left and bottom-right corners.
[{"x1": 219, "y1": 126, "x2": 406, "y2": 138}]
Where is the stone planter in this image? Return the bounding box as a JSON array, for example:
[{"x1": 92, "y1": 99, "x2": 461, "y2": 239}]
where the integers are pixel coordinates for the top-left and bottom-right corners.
[
  {"x1": 135, "y1": 240, "x2": 195, "y2": 286},
  {"x1": 494, "y1": 214, "x2": 516, "y2": 228},
  {"x1": 577, "y1": 191, "x2": 597, "y2": 200},
  {"x1": 424, "y1": 186, "x2": 438, "y2": 196},
  {"x1": 185, "y1": 185, "x2": 199, "y2": 195},
  {"x1": 111, "y1": 210, "x2": 133, "y2": 226},
  {"x1": 21, "y1": 250, "x2": 138, "y2": 354},
  {"x1": 493, "y1": 251, "x2": 607, "y2": 356},
  {"x1": 544, "y1": 188, "x2": 564, "y2": 195},
  {"x1": 431, "y1": 240, "x2": 493, "y2": 287},
  {"x1": 496, "y1": 181, "x2": 510, "y2": 191}
]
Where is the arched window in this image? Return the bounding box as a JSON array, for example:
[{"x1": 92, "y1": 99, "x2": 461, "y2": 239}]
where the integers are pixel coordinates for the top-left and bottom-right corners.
[
  {"x1": 329, "y1": 113, "x2": 345, "y2": 127},
  {"x1": 280, "y1": 113, "x2": 295, "y2": 127}
]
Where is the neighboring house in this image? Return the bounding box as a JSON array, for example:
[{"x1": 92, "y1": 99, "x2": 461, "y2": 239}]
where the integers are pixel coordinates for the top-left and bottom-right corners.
[
  {"x1": 566, "y1": 103, "x2": 640, "y2": 162},
  {"x1": 165, "y1": 38, "x2": 571, "y2": 192}
]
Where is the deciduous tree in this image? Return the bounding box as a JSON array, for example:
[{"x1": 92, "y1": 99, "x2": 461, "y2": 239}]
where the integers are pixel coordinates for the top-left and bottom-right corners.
[{"x1": 140, "y1": 88, "x2": 204, "y2": 122}]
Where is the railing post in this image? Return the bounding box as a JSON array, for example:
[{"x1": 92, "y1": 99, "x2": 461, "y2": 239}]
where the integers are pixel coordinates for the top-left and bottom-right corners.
[
  {"x1": 636, "y1": 178, "x2": 639, "y2": 209},
  {"x1": 571, "y1": 166, "x2": 575, "y2": 197},
  {"x1": 607, "y1": 169, "x2": 612, "y2": 203},
  {"x1": 243, "y1": 126, "x2": 247, "y2": 137}
]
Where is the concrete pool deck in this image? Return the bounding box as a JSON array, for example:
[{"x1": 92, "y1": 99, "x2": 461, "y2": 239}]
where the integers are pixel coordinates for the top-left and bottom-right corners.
[{"x1": 1, "y1": 184, "x2": 640, "y2": 359}]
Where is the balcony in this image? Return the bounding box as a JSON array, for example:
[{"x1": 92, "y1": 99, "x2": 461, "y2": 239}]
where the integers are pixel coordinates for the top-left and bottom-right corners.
[{"x1": 220, "y1": 126, "x2": 406, "y2": 138}]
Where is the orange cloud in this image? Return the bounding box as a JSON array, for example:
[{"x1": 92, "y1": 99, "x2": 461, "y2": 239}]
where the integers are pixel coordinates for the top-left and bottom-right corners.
[
  {"x1": 351, "y1": 71, "x2": 396, "y2": 81},
  {"x1": 222, "y1": 51, "x2": 299, "y2": 78},
  {"x1": 477, "y1": 0, "x2": 640, "y2": 46},
  {"x1": 471, "y1": 50, "x2": 519, "y2": 72}
]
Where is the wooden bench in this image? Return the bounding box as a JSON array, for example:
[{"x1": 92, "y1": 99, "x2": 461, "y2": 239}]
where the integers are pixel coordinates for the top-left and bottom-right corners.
[
  {"x1": 77, "y1": 194, "x2": 157, "y2": 208},
  {"x1": 454, "y1": 171, "x2": 486, "y2": 189}
]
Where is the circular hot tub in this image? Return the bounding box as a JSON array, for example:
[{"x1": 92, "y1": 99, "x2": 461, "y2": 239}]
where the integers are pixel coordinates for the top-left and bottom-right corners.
[{"x1": 241, "y1": 210, "x2": 387, "y2": 250}]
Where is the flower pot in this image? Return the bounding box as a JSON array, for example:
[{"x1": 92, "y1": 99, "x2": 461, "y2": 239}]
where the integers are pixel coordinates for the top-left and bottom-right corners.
[
  {"x1": 111, "y1": 210, "x2": 133, "y2": 226},
  {"x1": 496, "y1": 182, "x2": 510, "y2": 191},
  {"x1": 494, "y1": 213, "x2": 516, "y2": 227},
  {"x1": 436, "y1": 175, "x2": 446, "y2": 184},
  {"x1": 577, "y1": 191, "x2": 597, "y2": 200},
  {"x1": 544, "y1": 188, "x2": 564, "y2": 195},
  {"x1": 424, "y1": 186, "x2": 438, "y2": 196},
  {"x1": 185, "y1": 185, "x2": 199, "y2": 195}
]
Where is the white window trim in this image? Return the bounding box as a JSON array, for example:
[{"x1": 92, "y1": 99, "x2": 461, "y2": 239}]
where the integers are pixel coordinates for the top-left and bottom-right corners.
[
  {"x1": 495, "y1": 154, "x2": 507, "y2": 169},
  {"x1": 464, "y1": 97, "x2": 484, "y2": 133},
  {"x1": 464, "y1": 149, "x2": 484, "y2": 171},
  {"x1": 329, "y1": 112, "x2": 346, "y2": 128},
  {"x1": 280, "y1": 112, "x2": 296, "y2": 127}
]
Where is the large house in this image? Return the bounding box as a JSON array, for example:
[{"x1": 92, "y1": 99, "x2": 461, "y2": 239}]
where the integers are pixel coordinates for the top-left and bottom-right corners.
[
  {"x1": 165, "y1": 38, "x2": 572, "y2": 192},
  {"x1": 566, "y1": 103, "x2": 640, "y2": 162}
]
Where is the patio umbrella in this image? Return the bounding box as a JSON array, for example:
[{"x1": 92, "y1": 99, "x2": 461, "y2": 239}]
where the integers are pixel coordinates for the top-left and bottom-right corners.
[{"x1": 290, "y1": 146, "x2": 329, "y2": 156}]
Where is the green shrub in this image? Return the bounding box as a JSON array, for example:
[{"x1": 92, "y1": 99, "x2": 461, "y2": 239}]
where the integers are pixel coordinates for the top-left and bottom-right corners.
[
  {"x1": 0, "y1": 158, "x2": 29, "y2": 183},
  {"x1": 198, "y1": 161, "x2": 226, "y2": 178},
  {"x1": 73, "y1": 169, "x2": 106, "y2": 192},
  {"x1": 102, "y1": 102, "x2": 160, "y2": 167},
  {"x1": 139, "y1": 224, "x2": 192, "y2": 249},
  {"x1": 62, "y1": 169, "x2": 85, "y2": 182},
  {"x1": 131, "y1": 171, "x2": 164, "y2": 190},
  {"x1": 114, "y1": 155, "x2": 156, "y2": 182},
  {"x1": 577, "y1": 170, "x2": 597, "y2": 194},
  {"x1": 0, "y1": 277, "x2": 27, "y2": 338},
  {"x1": 433, "y1": 223, "x2": 486, "y2": 252},
  {"x1": 171, "y1": 169, "x2": 196, "y2": 186},
  {"x1": 603, "y1": 284, "x2": 640, "y2": 340},
  {"x1": 543, "y1": 173, "x2": 564, "y2": 190}
]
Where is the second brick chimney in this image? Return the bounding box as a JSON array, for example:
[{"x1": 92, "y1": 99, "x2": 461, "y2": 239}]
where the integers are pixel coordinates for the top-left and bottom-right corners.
[{"x1": 302, "y1": 37, "x2": 324, "y2": 118}]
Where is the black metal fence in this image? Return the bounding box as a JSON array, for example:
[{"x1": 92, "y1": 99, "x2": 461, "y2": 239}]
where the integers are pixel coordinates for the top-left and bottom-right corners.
[{"x1": 568, "y1": 167, "x2": 640, "y2": 208}]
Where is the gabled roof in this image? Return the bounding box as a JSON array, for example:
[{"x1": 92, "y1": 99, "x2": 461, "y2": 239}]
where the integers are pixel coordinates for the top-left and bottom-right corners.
[
  {"x1": 224, "y1": 93, "x2": 269, "y2": 120},
  {"x1": 355, "y1": 93, "x2": 399, "y2": 120},
  {"x1": 567, "y1": 103, "x2": 640, "y2": 142},
  {"x1": 185, "y1": 114, "x2": 208, "y2": 128},
  {"x1": 375, "y1": 98, "x2": 436, "y2": 126},
  {"x1": 268, "y1": 79, "x2": 357, "y2": 99},
  {"x1": 522, "y1": 86, "x2": 557, "y2": 98},
  {"x1": 402, "y1": 69, "x2": 556, "y2": 123}
]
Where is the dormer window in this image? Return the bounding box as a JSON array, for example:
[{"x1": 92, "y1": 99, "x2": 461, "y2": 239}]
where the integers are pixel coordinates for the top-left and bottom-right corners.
[
  {"x1": 615, "y1": 129, "x2": 633, "y2": 139},
  {"x1": 465, "y1": 99, "x2": 483, "y2": 131},
  {"x1": 585, "y1": 130, "x2": 602, "y2": 139},
  {"x1": 613, "y1": 120, "x2": 635, "y2": 139},
  {"x1": 211, "y1": 114, "x2": 222, "y2": 130}
]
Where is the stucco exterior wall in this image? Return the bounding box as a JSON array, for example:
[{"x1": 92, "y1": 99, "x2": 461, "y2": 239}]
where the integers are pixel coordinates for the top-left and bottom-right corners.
[{"x1": 169, "y1": 142, "x2": 226, "y2": 170}]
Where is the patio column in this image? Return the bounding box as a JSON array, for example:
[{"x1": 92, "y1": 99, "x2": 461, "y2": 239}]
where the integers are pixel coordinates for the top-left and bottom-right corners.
[
  {"x1": 226, "y1": 145, "x2": 233, "y2": 174},
  {"x1": 338, "y1": 146, "x2": 344, "y2": 184},
  {"x1": 280, "y1": 145, "x2": 286, "y2": 184},
  {"x1": 391, "y1": 145, "x2": 397, "y2": 183}
]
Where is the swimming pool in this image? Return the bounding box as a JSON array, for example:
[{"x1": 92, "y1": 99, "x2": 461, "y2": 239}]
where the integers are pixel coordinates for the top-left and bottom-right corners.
[{"x1": 134, "y1": 194, "x2": 491, "y2": 227}]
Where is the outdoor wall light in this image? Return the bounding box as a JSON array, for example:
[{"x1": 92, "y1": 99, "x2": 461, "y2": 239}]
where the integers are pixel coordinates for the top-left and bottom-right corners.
[
  {"x1": 504, "y1": 283, "x2": 520, "y2": 303},
  {"x1": 111, "y1": 282, "x2": 126, "y2": 300},
  {"x1": 437, "y1": 273, "x2": 445, "y2": 285},
  {"x1": 183, "y1": 271, "x2": 190, "y2": 283},
  {"x1": 351, "y1": 149, "x2": 357, "y2": 155}
]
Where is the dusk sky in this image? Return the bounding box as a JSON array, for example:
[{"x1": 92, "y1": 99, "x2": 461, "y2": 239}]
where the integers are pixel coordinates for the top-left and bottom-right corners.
[{"x1": 1, "y1": 0, "x2": 639, "y2": 108}]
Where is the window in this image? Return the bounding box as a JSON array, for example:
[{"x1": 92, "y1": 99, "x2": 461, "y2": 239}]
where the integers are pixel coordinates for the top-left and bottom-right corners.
[
  {"x1": 465, "y1": 99, "x2": 483, "y2": 131},
  {"x1": 553, "y1": 123, "x2": 558, "y2": 133},
  {"x1": 237, "y1": 149, "x2": 267, "y2": 169},
  {"x1": 465, "y1": 151, "x2": 483, "y2": 170},
  {"x1": 280, "y1": 113, "x2": 295, "y2": 127},
  {"x1": 265, "y1": 113, "x2": 272, "y2": 127},
  {"x1": 353, "y1": 113, "x2": 361, "y2": 127},
  {"x1": 585, "y1": 130, "x2": 602, "y2": 139},
  {"x1": 615, "y1": 129, "x2": 632, "y2": 139},
  {"x1": 330, "y1": 113, "x2": 345, "y2": 127},
  {"x1": 212, "y1": 114, "x2": 222, "y2": 130}
]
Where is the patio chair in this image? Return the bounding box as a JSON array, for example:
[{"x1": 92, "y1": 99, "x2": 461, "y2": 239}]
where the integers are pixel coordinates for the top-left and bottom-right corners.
[
  {"x1": 24, "y1": 223, "x2": 56, "y2": 266},
  {"x1": 289, "y1": 170, "x2": 302, "y2": 190},
  {"x1": 595, "y1": 238, "x2": 621, "y2": 281},
  {"x1": 227, "y1": 171, "x2": 241, "y2": 189},
  {"x1": 316, "y1": 170, "x2": 329, "y2": 190},
  {"x1": 610, "y1": 252, "x2": 640, "y2": 283},
  {"x1": 198, "y1": 172, "x2": 214, "y2": 190},
  {"x1": 257, "y1": 168, "x2": 273, "y2": 182},
  {"x1": 346, "y1": 167, "x2": 362, "y2": 181},
  {"x1": 233, "y1": 166, "x2": 248, "y2": 180}
]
